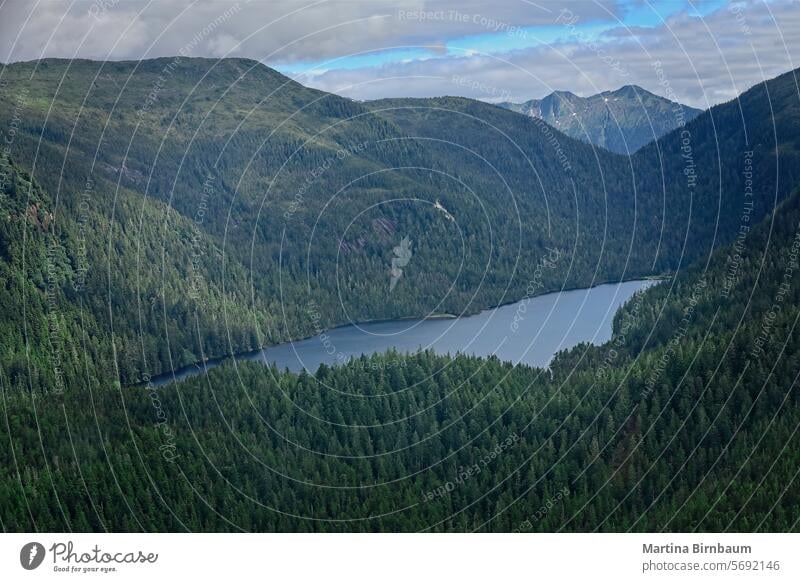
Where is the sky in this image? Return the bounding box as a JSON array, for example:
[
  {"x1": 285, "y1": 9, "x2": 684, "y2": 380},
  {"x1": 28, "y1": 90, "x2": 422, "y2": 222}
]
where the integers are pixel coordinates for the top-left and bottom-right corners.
[{"x1": 0, "y1": 0, "x2": 798, "y2": 108}]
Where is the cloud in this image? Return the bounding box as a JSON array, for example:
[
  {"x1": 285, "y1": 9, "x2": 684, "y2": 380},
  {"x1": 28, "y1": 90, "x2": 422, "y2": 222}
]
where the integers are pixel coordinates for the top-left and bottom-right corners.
[
  {"x1": 0, "y1": 0, "x2": 622, "y2": 64},
  {"x1": 292, "y1": 0, "x2": 800, "y2": 108},
  {"x1": 0, "y1": 0, "x2": 797, "y2": 108}
]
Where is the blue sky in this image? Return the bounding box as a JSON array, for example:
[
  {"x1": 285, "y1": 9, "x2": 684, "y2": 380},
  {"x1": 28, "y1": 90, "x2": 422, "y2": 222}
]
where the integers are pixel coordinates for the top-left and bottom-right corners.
[{"x1": 278, "y1": 0, "x2": 798, "y2": 108}]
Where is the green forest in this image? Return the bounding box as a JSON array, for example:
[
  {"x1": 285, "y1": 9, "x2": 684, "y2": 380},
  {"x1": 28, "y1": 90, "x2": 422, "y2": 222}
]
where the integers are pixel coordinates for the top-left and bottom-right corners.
[{"x1": 2, "y1": 186, "x2": 800, "y2": 531}]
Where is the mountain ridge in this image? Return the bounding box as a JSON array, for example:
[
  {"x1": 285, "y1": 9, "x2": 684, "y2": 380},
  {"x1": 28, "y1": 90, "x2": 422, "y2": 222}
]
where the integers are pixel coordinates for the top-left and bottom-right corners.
[{"x1": 498, "y1": 84, "x2": 703, "y2": 154}]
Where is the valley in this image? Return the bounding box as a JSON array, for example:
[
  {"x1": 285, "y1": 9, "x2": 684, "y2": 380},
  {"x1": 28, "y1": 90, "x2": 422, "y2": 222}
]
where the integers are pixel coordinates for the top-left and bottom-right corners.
[{"x1": 0, "y1": 55, "x2": 798, "y2": 534}]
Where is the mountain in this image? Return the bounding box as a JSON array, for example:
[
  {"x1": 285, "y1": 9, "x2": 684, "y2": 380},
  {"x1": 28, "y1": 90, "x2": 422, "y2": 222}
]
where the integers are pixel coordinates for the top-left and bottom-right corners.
[
  {"x1": 498, "y1": 85, "x2": 703, "y2": 154},
  {"x1": 369, "y1": 69, "x2": 800, "y2": 273},
  {"x1": 0, "y1": 58, "x2": 797, "y2": 392}
]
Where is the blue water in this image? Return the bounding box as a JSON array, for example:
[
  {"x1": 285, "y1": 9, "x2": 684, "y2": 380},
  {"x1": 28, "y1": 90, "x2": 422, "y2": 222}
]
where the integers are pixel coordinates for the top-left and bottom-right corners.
[{"x1": 151, "y1": 279, "x2": 656, "y2": 386}]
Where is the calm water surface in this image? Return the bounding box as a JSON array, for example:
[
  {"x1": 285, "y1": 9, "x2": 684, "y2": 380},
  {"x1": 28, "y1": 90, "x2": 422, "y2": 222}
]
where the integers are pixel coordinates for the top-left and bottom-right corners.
[{"x1": 152, "y1": 279, "x2": 657, "y2": 386}]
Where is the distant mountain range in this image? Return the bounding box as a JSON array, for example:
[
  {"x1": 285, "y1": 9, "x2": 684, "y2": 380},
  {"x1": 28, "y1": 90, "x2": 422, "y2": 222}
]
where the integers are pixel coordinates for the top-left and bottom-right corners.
[{"x1": 498, "y1": 85, "x2": 703, "y2": 154}]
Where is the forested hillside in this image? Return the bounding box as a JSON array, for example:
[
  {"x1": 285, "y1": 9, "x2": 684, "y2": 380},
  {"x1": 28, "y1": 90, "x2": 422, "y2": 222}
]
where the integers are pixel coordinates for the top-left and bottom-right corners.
[
  {"x1": 2, "y1": 186, "x2": 799, "y2": 532},
  {"x1": 629, "y1": 68, "x2": 800, "y2": 274},
  {"x1": 0, "y1": 57, "x2": 635, "y2": 383},
  {"x1": 0, "y1": 154, "x2": 108, "y2": 392}
]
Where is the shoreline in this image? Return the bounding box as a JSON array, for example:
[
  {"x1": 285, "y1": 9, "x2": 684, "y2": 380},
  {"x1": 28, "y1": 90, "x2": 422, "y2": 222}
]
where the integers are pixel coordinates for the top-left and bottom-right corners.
[{"x1": 137, "y1": 274, "x2": 670, "y2": 388}]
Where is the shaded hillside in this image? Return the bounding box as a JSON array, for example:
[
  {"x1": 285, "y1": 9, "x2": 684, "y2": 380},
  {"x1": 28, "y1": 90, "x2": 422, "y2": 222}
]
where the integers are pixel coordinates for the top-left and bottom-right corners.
[
  {"x1": 629, "y1": 68, "x2": 800, "y2": 274},
  {"x1": 371, "y1": 70, "x2": 800, "y2": 276}
]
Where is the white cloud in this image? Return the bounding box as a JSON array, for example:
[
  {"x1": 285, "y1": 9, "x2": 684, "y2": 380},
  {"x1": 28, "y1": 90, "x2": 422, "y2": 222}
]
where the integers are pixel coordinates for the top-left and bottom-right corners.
[
  {"x1": 0, "y1": 0, "x2": 621, "y2": 64},
  {"x1": 294, "y1": 0, "x2": 800, "y2": 108}
]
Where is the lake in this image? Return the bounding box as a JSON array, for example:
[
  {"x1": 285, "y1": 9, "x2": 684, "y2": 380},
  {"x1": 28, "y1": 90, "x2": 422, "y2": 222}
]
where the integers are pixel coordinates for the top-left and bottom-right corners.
[{"x1": 150, "y1": 279, "x2": 657, "y2": 386}]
